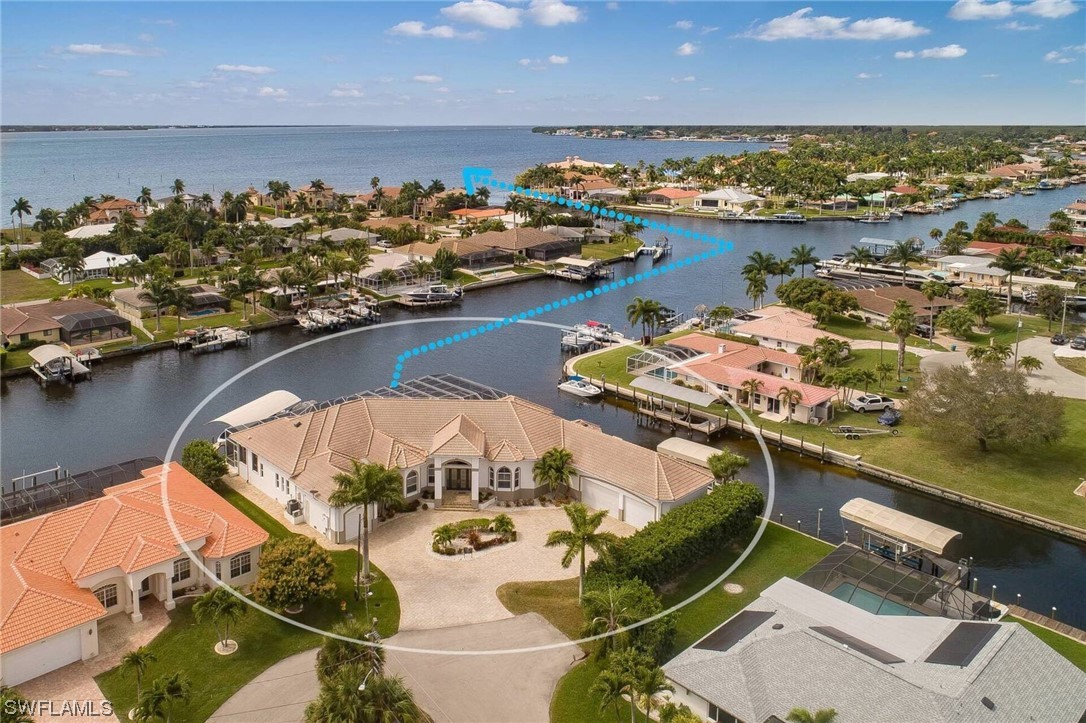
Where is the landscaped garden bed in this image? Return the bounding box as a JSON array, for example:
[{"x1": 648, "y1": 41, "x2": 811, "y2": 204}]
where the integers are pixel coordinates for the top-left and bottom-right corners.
[{"x1": 432, "y1": 514, "x2": 517, "y2": 555}]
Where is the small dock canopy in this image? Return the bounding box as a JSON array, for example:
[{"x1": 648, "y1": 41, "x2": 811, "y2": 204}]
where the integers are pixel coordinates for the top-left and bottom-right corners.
[
  {"x1": 840, "y1": 497, "x2": 962, "y2": 555},
  {"x1": 212, "y1": 390, "x2": 301, "y2": 427},
  {"x1": 29, "y1": 345, "x2": 90, "y2": 374},
  {"x1": 632, "y1": 376, "x2": 717, "y2": 407},
  {"x1": 554, "y1": 256, "x2": 600, "y2": 269},
  {"x1": 656, "y1": 437, "x2": 720, "y2": 468}
]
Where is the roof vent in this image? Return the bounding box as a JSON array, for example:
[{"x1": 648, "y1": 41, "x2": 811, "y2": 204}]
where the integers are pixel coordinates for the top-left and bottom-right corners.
[
  {"x1": 772, "y1": 623, "x2": 784, "y2": 630},
  {"x1": 981, "y1": 697, "x2": 996, "y2": 711},
  {"x1": 293, "y1": 420, "x2": 302, "y2": 428}
]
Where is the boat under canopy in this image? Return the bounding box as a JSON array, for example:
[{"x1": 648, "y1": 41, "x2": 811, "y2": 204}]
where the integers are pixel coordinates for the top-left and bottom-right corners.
[
  {"x1": 840, "y1": 497, "x2": 962, "y2": 555},
  {"x1": 29, "y1": 345, "x2": 91, "y2": 375},
  {"x1": 631, "y1": 376, "x2": 718, "y2": 407}
]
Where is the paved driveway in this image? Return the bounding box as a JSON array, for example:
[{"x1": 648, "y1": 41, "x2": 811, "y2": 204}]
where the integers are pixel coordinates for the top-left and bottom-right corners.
[
  {"x1": 209, "y1": 614, "x2": 575, "y2": 723},
  {"x1": 368, "y1": 506, "x2": 632, "y2": 631},
  {"x1": 920, "y1": 337, "x2": 1086, "y2": 400}
]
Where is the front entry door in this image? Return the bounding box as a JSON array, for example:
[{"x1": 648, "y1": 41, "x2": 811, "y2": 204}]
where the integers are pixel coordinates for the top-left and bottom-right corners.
[{"x1": 445, "y1": 467, "x2": 471, "y2": 491}]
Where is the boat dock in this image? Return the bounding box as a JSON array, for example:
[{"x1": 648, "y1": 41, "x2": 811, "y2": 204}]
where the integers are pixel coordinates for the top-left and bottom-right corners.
[
  {"x1": 28, "y1": 345, "x2": 93, "y2": 385},
  {"x1": 548, "y1": 256, "x2": 615, "y2": 282},
  {"x1": 560, "y1": 328, "x2": 604, "y2": 352},
  {"x1": 175, "y1": 326, "x2": 252, "y2": 352},
  {"x1": 718, "y1": 213, "x2": 806, "y2": 224},
  {"x1": 393, "y1": 295, "x2": 463, "y2": 309}
]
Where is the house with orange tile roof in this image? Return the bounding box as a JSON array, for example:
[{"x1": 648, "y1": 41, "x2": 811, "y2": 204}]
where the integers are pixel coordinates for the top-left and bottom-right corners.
[
  {"x1": 642, "y1": 187, "x2": 701, "y2": 207},
  {"x1": 731, "y1": 308, "x2": 850, "y2": 354},
  {"x1": 0, "y1": 463, "x2": 267, "y2": 686},
  {"x1": 225, "y1": 392, "x2": 714, "y2": 537}
]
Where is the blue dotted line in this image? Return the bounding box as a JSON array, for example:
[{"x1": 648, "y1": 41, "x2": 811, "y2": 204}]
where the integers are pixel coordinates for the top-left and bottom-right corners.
[{"x1": 389, "y1": 175, "x2": 736, "y2": 388}]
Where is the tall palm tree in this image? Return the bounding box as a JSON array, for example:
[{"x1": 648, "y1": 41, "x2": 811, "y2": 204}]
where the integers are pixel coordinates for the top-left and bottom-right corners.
[
  {"x1": 634, "y1": 664, "x2": 673, "y2": 723},
  {"x1": 929, "y1": 227, "x2": 943, "y2": 246},
  {"x1": 316, "y1": 618, "x2": 386, "y2": 684},
  {"x1": 991, "y1": 247, "x2": 1028, "y2": 312},
  {"x1": 113, "y1": 210, "x2": 140, "y2": 253},
  {"x1": 581, "y1": 585, "x2": 640, "y2": 658},
  {"x1": 532, "y1": 447, "x2": 575, "y2": 496},
  {"x1": 886, "y1": 299, "x2": 917, "y2": 376},
  {"x1": 329, "y1": 461, "x2": 405, "y2": 586},
  {"x1": 193, "y1": 586, "x2": 247, "y2": 652},
  {"x1": 589, "y1": 668, "x2": 633, "y2": 722},
  {"x1": 742, "y1": 250, "x2": 777, "y2": 280},
  {"x1": 171, "y1": 178, "x2": 185, "y2": 197},
  {"x1": 844, "y1": 245, "x2": 875, "y2": 278},
  {"x1": 138, "y1": 186, "x2": 154, "y2": 212},
  {"x1": 789, "y1": 244, "x2": 819, "y2": 278},
  {"x1": 120, "y1": 646, "x2": 158, "y2": 709},
  {"x1": 919, "y1": 279, "x2": 950, "y2": 341},
  {"x1": 776, "y1": 386, "x2": 803, "y2": 422},
  {"x1": 545, "y1": 502, "x2": 619, "y2": 597},
  {"x1": 33, "y1": 207, "x2": 61, "y2": 231},
  {"x1": 169, "y1": 285, "x2": 196, "y2": 330},
  {"x1": 626, "y1": 296, "x2": 662, "y2": 343},
  {"x1": 739, "y1": 378, "x2": 764, "y2": 410},
  {"x1": 882, "y1": 239, "x2": 923, "y2": 286},
  {"x1": 139, "y1": 275, "x2": 178, "y2": 333},
  {"x1": 323, "y1": 253, "x2": 350, "y2": 290},
  {"x1": 9, "y1": 197, "x2": 32, "y2": 242},
  {"x1": 744, "y1": 271, "x2": 768, "y2": 309},
  {"x1": 138, "y1": 672, "x2": 191, "y2": 723}
]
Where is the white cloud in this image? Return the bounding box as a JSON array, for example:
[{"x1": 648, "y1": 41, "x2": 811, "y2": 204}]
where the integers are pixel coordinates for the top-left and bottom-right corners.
[
  {"x1": 1070, "y1": 78, "x2": 1085, "y2": 84},
  {"x1": 257, "y1": 86, "x2": 287, "y2": 98},
  {"x1": 896, "y1": 44, "x2": 968, "y2": 59},
  {"x1": 670, "y1": 75, "x2": 696, "y2": 82},
  {"x1": 947, "y1": 0, "x2": 1013, "y2": 20},
  {"x1": 94, "y1": 69, "x2": 131, "y2": 77},
  {"x1": 982, "y1": 73, "x2": 1000, "y2": 78},
  {"x1": 329, "y1": 83, "x2": 363, "y2": 98},
  {"x1": 638, "y1": 95, "x2": 661, "y2": 101},
  {"x1": 65, "y1": 43, "x2": 143, "y2": 56},
  {"x1": 440, "y1": 0, "x2": 522, "y2": 29},
  {"x1": 701, "y1": 26, "x2": 720, "y2": 34},
  {"x1": 387, "y1": 21, "x2": 479, "y2": 39},
  {"x1": 527, "y1": 0, "x2": 583, "y2": 26},
  {"x1": 413, "y1": 74, "x2": 443, "y2": 83},
  {"x1": 1000, "y1": 20, "x2": 1040, "y2": 29},
  {"x1": 143, "y1": 18, "x2": 175, "y2": 26},
  {"x1": 215, "y1": 64, "x2": 274, "y2": 74},
  {"x1": 744, "y1": 8, "x2": 929, "y2": 41},
  {"x1": 180, "y1": 80, "x2": 210, "y2": 88},
  {"x1": 435, "y1": 86, "x2": 450, "y2": 93},
  {"x1": 518, "y1": 58, "x2": 533, "y2": 66},
  {"x1": 137, "y1": 33, "x2": 154, "y2": 43},
  {"x1": 495, "y1": 88, "x2": 516, "y2": 94},
  {"x1": 675, "y1": 42, "x2": 699, "y2": 56},
  {"x1": 673, "y1": 20, "x2": 694, "y2": 30},
  {"x1": 1044, "y1": 45, "x2": 1085, "y2": 63},
  {"x1": 699, "y1": 87, "x2": 713, "y2": 92},
  {"x1": 856, "y1": 72, "x2": 882, "y2": 79},
  {"x1": 1019, "y1": 0, "x2": 1079, "y2": 17},
  {"x1": 548, "y1": 54, "x2": 568, "y2": 64}
]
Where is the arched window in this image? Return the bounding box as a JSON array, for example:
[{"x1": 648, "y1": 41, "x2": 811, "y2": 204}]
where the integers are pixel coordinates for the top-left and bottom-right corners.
[
  {"x1": 405, "y1": 471, "x2": 419, "y2": 495},
  {"x1": 497, "y1": 467, "x2": 512, "y2": 490},
  {"x1": 514, "y1": 468, "x2": 521, "y2": 489}
]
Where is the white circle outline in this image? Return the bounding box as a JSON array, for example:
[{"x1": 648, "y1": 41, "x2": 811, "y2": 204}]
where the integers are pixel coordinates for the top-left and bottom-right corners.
[{"x1": 157, "y1": 317, "x2": 776, "y2": 656}]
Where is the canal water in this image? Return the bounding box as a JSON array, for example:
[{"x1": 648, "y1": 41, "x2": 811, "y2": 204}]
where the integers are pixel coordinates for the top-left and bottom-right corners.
[{"x1": 3, "y1": 182, "x2": 1083, "y2": 625}]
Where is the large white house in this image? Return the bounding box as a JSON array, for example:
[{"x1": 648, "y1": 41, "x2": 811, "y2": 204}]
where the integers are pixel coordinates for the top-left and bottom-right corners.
[
  {"x1": 0, "y1": 463, "x2": 267, "y2": 686},
  {"x1": 224, "y1": 387, "x2": 714, "y2": 542},
  {"x1": 42, "y1": 250, "x2": 140, "y2": 283}
]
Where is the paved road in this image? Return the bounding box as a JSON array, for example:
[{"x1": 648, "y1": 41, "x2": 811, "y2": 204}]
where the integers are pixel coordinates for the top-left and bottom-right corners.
[
  {"x1": 208, "y1": 614, "x2": 573, "y2": 723},
  {"x1": 919, "y1": 336, "x2": 1086, "y2": 400}
]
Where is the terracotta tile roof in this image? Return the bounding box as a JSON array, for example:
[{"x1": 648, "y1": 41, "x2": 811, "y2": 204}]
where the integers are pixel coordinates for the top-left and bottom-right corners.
[
  {"x1": 669, "y1": 333, "x2": 802, "y2": 368},
  {"x1": 449, "y1": 207, "x2": 507, "y2": 219},
  {"x1": 93, "y1": 199, "x2": 140, "y2": 211},
  {"x1": 470, "y1": 227, "x2": 571, "y2": 251},
  {"x1": 965, "y1": 241, "x2": 1028, "y2": 254},
  {"x1": 360, "y1": 216, "x2": 431, "y2": 232},
  {"x1": 229, "y1": 397, "x2": 712, "y2": 503},
  {"x1": 0, "y1": 463, "x2": 268, "y2": 653},
  {"x1": 846, "y1": 286, "x2": 959, "y2": 318},
  {"x1": 645, "y1": 188, "x2": 700, "y2": 200},
  {"x1": 1, "y1": 299, "x2": 110, "y2": 337},
  {"x1": 392, "y1": 238, "x2": 490, "y2": 258},
  {"x1": 675, "y1": 361, "x2": 837, "y2": 407},
  {"x1": 733, "y1": 312, "x2": 849, "y2": 348}
]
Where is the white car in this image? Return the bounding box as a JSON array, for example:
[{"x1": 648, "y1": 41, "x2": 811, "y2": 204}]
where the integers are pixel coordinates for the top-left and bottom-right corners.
[{"x1": 848, "y1": 394, "x2": 896, "y2": 413}]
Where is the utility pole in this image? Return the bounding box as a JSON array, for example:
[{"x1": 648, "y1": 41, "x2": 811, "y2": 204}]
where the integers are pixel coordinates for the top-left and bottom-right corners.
[{"x1": 1012, "y1": 312, "x2": 1022, "y2": 369}]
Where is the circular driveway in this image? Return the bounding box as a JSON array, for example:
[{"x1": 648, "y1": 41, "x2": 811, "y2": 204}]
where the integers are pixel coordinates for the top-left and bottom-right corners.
[
  {"x1": 919, "y1": 336, "x2": 1086, "y2": 400},
  {"x1": 368, "y1": 506, "x2": 633, "y2": 631}
]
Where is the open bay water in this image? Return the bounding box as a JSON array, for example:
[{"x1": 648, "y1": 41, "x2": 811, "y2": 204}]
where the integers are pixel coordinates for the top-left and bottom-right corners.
[{"x1": 2, "y1": 126, "x2": 1084, "y2": 626}]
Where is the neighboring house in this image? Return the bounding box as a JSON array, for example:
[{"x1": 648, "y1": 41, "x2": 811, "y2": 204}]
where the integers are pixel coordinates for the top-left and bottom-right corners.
[
  {"x1": 693, "y1": 188, "x2": 764, "y2": 214},
  {"x1": 963, "y1": 240, "x2": 1029, "y2": 258},
  {"x1": 448, "y1": 207, "x2": 509, "y2": 225},
  {"x1": 642, "y1": 188, "x2": 700, "y2": 207},
  {"x1": 469, "y1": 227, "x2": 582, "y2": 261},
  {"x1": 731, "y1": 307, "x2": 850, "y2": 354},
  {"x1": 113, "y1": 284, "x2": 231, "y2": 320},
  {"x1": 0, "y1": 299, "x2": 131, "y2": 348},
  {"x1": 545, "y1": 156, "x2": 614, "y2": 170},
  {"x1": 1064, "y1": 200, "x2": 1086, "y2": 237},
  {"x1": 87, "y1": 198, "x2": 144, "y2": 224},
  {"x1": 224, "y1": 385, "x2": 713, "y2": 540},
  {"x1": 988, "y1": 162, "x2": 1045, "y2": 181},
  {"x1": 393, "y1": 238, "x2": 505, "y2": 268},
  {"x1": 63, "y1": 223, "x2": 116, "y2": 240},
  {"x1": 295, "y1": 183, "x2": 336, "y2": 209},
  {"x1": 355, "y1": 186, "x2": 402, "y2": 211},
  {"x1": 42, "y1": 250, "x2": 140, "y2": 283},
  {"x1": 0, "y1": 463, "x2": 268, "y2": 686},
  {"x1": 560, "y1": 177, "x2": 621, "y2": 200},
  {"x1": 845, "y1": 286, "x2": 960, "y2": 325},
  {"x1": 638, "y1": 333, "x2": 837, "y2": 424},
  {"x1": 154, "y1": 193, "x2": 199, "y2": 209},
  {"x1": 932, "y1": 255, "x2": 1009, "y2": 288},
  {"x1": 359, "y1": 216, "x2": 433, "y2": 237},
  {"x1": 664, "y1": 576, "x2": 1086, "y2": 723},
  {"x1": 305, "y1": 227, "x2": 382, "y2": 246}
]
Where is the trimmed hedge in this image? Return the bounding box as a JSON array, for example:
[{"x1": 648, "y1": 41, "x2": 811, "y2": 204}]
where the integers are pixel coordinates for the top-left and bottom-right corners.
[{"x1": 592, "y1": 483, "x2": 764, "y2": 587}]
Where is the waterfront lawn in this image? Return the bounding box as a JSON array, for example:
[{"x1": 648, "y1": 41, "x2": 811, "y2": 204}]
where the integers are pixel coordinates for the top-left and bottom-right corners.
[
  {"x1": 581, "y1": 236, "x2": 642, "y2": 261},
  {"x1": 962, "y1": 313, "x2": 1075, "y2": 346},
  {"x1": 821, "y1": 313, "x2": 940, "y2": 348},
  {"x1": 1005, "y1": 616, "x2": 1086, "y2": 673},
  {"x1": 96, "y1": 488, "x2": 400, "y2": 722},
  {"x1": 573, "y1": 344, "x2": 639, "y2": 386},
  {"x1": 1, "y1": 269, "x2": 62, "y2": 303},
  {"x1": 452, "y1": 270, "x2": 482, "y2": 285},
  {"x1": 541, "y1": 523, "x2": 832, "y2": 723},
  {"x1": 149, "y1": 301, "x2": 272, "y2": 337},
  {"x1": 1055, "y1": 356, "x2": 1086, "y2": 377}
]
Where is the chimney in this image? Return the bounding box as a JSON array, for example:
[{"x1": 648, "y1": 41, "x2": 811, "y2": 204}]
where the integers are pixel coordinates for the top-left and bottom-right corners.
[{"x1": 718, "y1": 343, "x2": 726, "y2": 354}]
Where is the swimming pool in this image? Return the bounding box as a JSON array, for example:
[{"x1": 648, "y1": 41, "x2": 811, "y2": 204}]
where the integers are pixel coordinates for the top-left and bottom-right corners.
[{"x1": 829, "y1": 583, "x2": 922, "y2": 616}]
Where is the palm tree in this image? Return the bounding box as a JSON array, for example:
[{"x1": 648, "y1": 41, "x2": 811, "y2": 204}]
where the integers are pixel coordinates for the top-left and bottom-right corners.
[
  {"x1": 329, "y1": 461, "x2": 404, "y2": 587},
  {"x1": 786, "y1": 708, "x2": 838, "y2": 723},
  {"x1": 532, "y1": 447, "x2": 575, "y2": 496},
  {"x1": 323, "y1": 253, "x2": 350, "y2": 290},
  {"x1": 169, "y1": 285, "x2": 196, "y2": 330},
  {"x1": 874, "y1": 361, "x2": 895, "y2": 391},
  {"x1": 33, "y1": 207, "x2": 61, "y2": 231},
  {"x1": 626, "y1": 296, "x2": 662, "y2": 343},
  {"x1": 138, "y1": 672, "x2": 191, "y2": 723},
  {"x1": 0, "y1": 687, "x2": 35, "y2": 723},
  {"x1": 317, "y1": 618, "x2": 386, "y2": 684},
  {"x1": 886, "y1": 299, "x2": 917, "y2": 376},
  {"x1": 992, "y1": 247, "x2": 1028, "y2": 312},
  {"x1": 193, "y1": 586, "x2": 248, "y2": 652},
  {"x1": 114, "y1": 211, "x2": 140, "y2": 253},
  {"x1": 742, "y1": 250, "x2": 777, "y2": 281},
  {"x1": 581, "y1": 585, "x2": 640, "y2": 658},
  {"x1": 139, "y1": 275, "x2": 177, "y2": 333},
  {"x1": 844, "y1": 245, "x2": 875, "y2": 278},
  {"x1": 120, "y1": 647, "x2": 158, "y2": 710},
  {"x1": 171, "y1": 179, "x2": 185, "y2": 197},
  {"x1": 919, "y1": 279, "x2": 950, "y2": 341},
  {"x1": 138, "y1": 186, "x2": 154, "y2": 212},
  {"x1": 790, "y1": 244, "x2": 819, "y2": 278},
  {"x1": 882, "y1": 239, "x2": 923, "y2": 286},
  {"x1": 744, "y1": 271, "x2": 768, "y2": 309},
  {"x1": 633, "y1": 664, "x2": 673, "y2": 723},
  {"x1": 1019, "y1": 355, "x2": 1042, "y2": 375},
  {"x1": 9, "y1": 197, "x2": 32, "y2": 242},
  {"x1": 545, "y1": 502, "x2": 619, "y2": 597},
  {"x1": 929, "y1": 227, "x2": 943, "y2": 246},
  {"x1": 306, "y1": 665, "x2": 429, "y2": 723},
  {"x1": 589, "y1": 668, "x2": 633, "y2": 722},
  {"x1": 776, "y1": 386, "x2": 803, "y2": 422},
  {"x1": 739, "y1": 378, "x2": 764, "y2": 410},
  {"x1": 57, "y1": 253, "x2": 86, "y2": 285}
]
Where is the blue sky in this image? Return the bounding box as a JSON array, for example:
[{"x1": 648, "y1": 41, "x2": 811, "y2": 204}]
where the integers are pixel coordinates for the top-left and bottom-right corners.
[{"x1": 2, "y1": 1, "x2": 1084, "y2": 125}]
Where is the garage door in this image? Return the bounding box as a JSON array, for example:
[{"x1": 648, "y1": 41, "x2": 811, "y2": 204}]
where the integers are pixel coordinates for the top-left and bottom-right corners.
[
  {"x1": 1, "y1": 628, "x2": 82, "y2": 686},
  {"x1": 624, "y1": 496, "x2": 657, "y2": 529},
  {"x1": 582, "y1": 479, "x2": 621, "y2": 518}
]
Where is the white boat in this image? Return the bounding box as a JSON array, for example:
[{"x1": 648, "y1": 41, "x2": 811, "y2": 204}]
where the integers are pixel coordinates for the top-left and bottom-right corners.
[
  {"x1": 403, "y1": 283, "x2": 463, "y2": 303},
  {"x1": 557, "y1": 377, "x2": 602, "y2": 397},
  {"x1": 573, "y1": 320, "x2": 624, "y2": 343}
]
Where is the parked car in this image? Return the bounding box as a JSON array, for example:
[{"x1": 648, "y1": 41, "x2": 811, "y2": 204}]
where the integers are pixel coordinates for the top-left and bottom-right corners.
[
  {"x1": 848, "y1": 394, "x2": 897, "y2": 413},
  {"x1": 1072, "y1": 336, "x2": 1086, "y2": 351},
  {"x1": 877, "y1": 408, "x2": 903, "y2": 426},
  {"x1": 1051, "y1": 334, "x2": 1069, "y2": 345},
  {"x1": 914, "y1": 324, "x2": 934, "y2": 339}
]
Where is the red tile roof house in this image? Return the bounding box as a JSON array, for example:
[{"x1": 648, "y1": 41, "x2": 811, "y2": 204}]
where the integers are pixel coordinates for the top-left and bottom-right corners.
[
  {"x1": 642, "y1": 187, "x2": 701, "y2": 207},
  {"x1": 0, "y1": 463, "x2": 267, "y2": 686},
  {"x1": 661, "y1": 333, "x2": 838, "y2": 424}
]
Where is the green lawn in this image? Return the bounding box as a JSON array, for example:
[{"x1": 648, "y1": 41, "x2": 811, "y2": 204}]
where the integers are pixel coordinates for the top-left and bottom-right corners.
[
  {"x1": 962, "y1": 313, "x2": 1079, "y2": 346},
  {"x1": 1, "y1": 228, "x2": 43, "y2": 243},
  {"x1": 821, "y1": 314, "x2": 941, "y2": 349},
  {"x1": 1, "y1": 269, "x2": 65, "y2": 303},
  {"x1": 453, "y1": 270, "x2": 482, "y2": 285},
  {"x1": 581, "y1": 237, "x2": 642, "y2": 261},
  {"x1": 541, "y1": 523, "x2": 832, "y2": 723},
  {"x1": 95, "y1": 487, "x2": 401, "y2": 722},
  {"x1": 1055, "y1": 356, "x2": 1086, "y2": 377},
  {"x1": 1005, "y1": 616, "x2": 1086, "y2": 673},
  {"x1": 147, "y1": 301, "x2": 273, "y2": 337}
]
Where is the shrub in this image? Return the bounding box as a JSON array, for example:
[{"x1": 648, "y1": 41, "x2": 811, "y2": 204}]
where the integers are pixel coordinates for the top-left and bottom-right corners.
[
  {"x1": 180, "y1": 439, "x2": 228, "y2": 489},
  {"x1": 591, "y1": 483, "x2": 764, "y2": 587},
  {"x1": 775, "y1": 278, "x2": 835, "y2": 309},
  {"x1": 713, "y1": 331, "x2": 759, "y2": 346},
  {"x1": 252, "y1": 537, "x2": 336, "y2": 612}
]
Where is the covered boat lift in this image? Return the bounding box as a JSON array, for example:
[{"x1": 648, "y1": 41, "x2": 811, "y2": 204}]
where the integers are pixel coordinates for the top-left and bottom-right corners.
[
  {"x1": 840, "y1": 497, "x2": 962, "y2": 556},
  {"x1": 28, "y1": 344, "x2": 92, "y2": 384}
]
